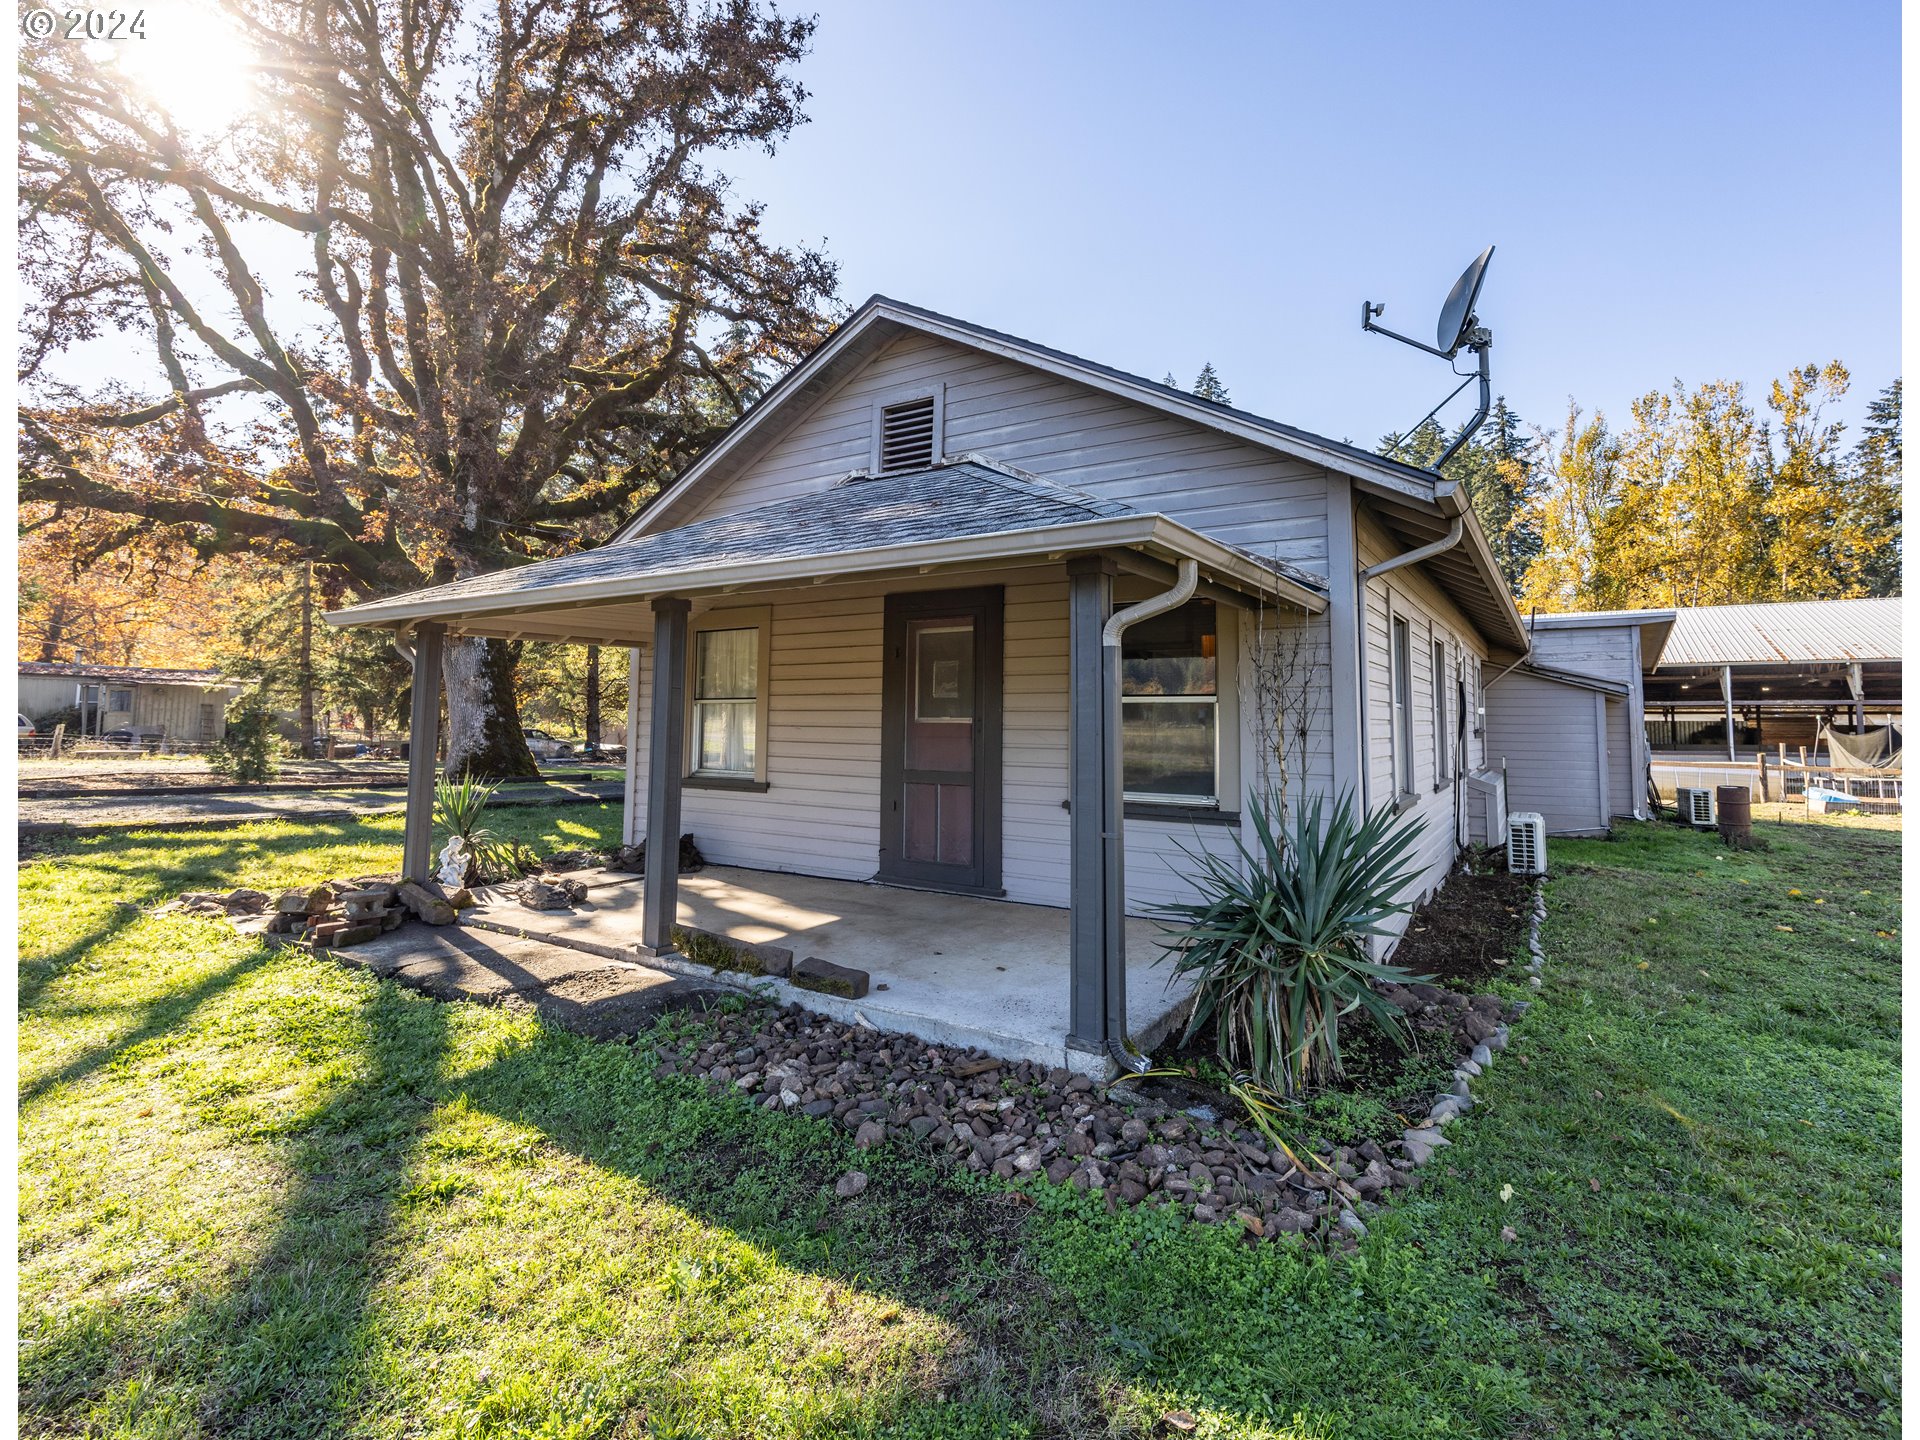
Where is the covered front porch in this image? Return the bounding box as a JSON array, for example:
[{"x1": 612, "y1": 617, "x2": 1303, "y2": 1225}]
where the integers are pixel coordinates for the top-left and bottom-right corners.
[
  {"x1": 460, "y1": 862, "x2": 1187, "y2": 1072},
  {"x1": 328, "y1": 459, "x2": 1326, "y2": 1072}
]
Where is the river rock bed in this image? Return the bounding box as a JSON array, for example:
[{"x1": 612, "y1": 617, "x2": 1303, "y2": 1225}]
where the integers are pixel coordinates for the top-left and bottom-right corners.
[{"x1": 650, "y1": 979, "x2": 1521, "y2": 1242}]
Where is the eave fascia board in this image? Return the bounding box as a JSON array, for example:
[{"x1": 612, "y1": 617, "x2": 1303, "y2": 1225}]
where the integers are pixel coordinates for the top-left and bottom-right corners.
[
  {"x1": 1432, "y1": 479, "x2": 1531, "y2": 654},
  {"x1": 326, "y1": 514, "x2": 1326, "y2": 631}
]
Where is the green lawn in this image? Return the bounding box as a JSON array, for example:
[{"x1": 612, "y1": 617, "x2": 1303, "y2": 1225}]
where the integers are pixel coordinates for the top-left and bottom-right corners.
[{"x1": 18, "y1": 803, "x2": 1900, "y2": 1438}]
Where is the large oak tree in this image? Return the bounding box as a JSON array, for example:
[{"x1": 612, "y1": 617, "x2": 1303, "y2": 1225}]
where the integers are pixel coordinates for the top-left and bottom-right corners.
[{"x1": 20, "y1": 0, "x2": 836, "y2": 774}]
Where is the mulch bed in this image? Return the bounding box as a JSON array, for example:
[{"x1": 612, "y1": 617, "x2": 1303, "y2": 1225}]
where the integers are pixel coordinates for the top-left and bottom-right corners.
[{"x1": 1388, "y1": 859, "x2": 1533, "y2": 987}]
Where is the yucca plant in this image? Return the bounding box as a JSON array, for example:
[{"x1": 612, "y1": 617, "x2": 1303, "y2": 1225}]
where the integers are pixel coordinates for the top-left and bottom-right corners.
[
  {"x1": 432, "y1": 774, "x2": 512, "y2": 882},
  {"x1": 1154, "y1": 791, "x2": 1428, "y2": 1096}
]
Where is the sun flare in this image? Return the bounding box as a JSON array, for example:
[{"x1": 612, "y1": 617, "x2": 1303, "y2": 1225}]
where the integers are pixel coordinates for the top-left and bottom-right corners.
[{"x1": 107, "y1": 2, "x2": 258, "y2": 135}]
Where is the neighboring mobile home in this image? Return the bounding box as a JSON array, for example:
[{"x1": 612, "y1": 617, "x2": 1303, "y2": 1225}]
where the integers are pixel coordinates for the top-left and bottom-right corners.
[
  {"x1": 330, "y1": 296, "x2": 1529, "y2": 1070},
  {"x1": 17, "y1": 661, "x2": 239, "y2": 744}
]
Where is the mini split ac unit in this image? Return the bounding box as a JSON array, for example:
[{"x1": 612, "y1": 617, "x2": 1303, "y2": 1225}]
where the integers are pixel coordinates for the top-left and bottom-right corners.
[
  {"x1": 1674, "y1": 787, "x2": 1716, "y2": 828},
  {"x1": 1506, "y1": 812, "x2": 1547, "y2": 875}
]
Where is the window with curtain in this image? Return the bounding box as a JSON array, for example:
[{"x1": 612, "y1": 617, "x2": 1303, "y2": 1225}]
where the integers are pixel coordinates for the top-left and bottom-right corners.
[
  {"x1": 693, "y1": 626, "x2": 757, "y2": 775},
  {"x1": 1121, "y1": 599, "x2": 1218, "y2": 804},
  {"x1": 1391, "y1": 615, "x2": 1413, "y2": 797}
]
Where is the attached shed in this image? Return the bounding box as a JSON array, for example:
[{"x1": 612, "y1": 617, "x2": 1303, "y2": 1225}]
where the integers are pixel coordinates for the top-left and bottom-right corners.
[{"x1": 1485, "y1": 663, "x2": 1634, "y2": 836}]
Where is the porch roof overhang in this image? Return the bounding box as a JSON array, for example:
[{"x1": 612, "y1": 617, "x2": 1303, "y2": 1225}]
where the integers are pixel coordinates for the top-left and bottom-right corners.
[{"x1": 326, "y1": 461, "x2": 1326, "y2": 641}]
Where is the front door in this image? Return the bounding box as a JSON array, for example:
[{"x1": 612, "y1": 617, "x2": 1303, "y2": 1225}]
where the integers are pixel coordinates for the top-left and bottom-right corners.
[{"x1": 878, "y1": 587, "x2": 1002, "y2": 894}]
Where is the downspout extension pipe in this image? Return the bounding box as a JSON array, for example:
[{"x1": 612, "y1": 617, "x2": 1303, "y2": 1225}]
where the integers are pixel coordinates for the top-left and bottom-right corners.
[
  {"x1": 1098, "y1": 556, "x2": 1199, "y2": 1073},
  {"x1": 392, "y1": 622, "x2": 416, "y2": 668}
]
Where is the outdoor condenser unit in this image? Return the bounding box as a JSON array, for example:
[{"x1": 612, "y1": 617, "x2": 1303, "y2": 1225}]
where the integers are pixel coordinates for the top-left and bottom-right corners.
[
  {"x1": 1506, "y1": 812, "x2": 1547, "y2": 875},
  {"x1": 1674, "y1": 787, "x2": 1716, "y2": 829}
]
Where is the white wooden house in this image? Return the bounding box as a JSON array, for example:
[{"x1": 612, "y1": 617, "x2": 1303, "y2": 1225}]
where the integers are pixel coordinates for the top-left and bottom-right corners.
[{"x1": 330, "y1": 297, "x2": 1529, "y2": 1069}]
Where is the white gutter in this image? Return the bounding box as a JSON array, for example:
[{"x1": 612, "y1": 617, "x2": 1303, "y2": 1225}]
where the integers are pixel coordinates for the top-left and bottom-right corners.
[
  {"x1": 1097, "y1": 556, "x2": 1199, "y2": 1074},
  {"x1": 1358, "y1": 516, "x2": 1465, "y2": 583},
  {"x1": 326, "y1": 514, "x2": 1327, "y2": 631}
]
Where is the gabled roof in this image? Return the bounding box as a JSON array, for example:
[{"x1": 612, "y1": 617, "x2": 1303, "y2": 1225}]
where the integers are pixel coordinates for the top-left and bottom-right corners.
[
  {"x1": 622, "y1": 294, "x2": 1447, "y2": 542},
  {"x1": 612, "y1": 294, "x2": 1528, "y2": 654},
  {"x1": 18, "y1": 662, "x2": 234, "y2": 686},
  {"x1": 328, "y1": 460, "x2": 1327, "y2": 630}
]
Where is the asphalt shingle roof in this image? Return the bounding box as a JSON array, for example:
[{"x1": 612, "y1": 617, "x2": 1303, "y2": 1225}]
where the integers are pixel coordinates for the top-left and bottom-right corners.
[{"x1": 343, "y1": 461, "x2": 1323, "y2": 617}]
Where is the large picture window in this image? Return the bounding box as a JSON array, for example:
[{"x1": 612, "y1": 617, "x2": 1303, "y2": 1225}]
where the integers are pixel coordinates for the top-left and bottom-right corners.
[
  {"x1": 1121, "y1": 599, "x2": 1218, "y2": 805},
  {"x1": 692, "y1": 626, "x2": 757, "y2": 776}
]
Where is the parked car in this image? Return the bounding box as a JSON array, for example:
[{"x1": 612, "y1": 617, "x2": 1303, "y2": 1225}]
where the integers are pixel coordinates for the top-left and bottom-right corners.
[
  {"x1": 523, "y1": 728, "x2": 576, "y2": 759},
  {"x1": 18, "y1": 714, "x2": 35, "y2": 738}
]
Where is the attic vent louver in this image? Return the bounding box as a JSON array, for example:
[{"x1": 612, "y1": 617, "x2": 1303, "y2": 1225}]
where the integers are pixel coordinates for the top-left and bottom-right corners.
[{"x1": 879, "y1": 395, "x2": 937, "y2": 472}]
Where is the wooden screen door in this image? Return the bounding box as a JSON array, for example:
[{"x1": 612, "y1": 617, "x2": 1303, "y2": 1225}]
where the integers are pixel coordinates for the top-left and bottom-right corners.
[{"x1": 878, "y1": 587, "x2": 1003, "y2": 894}]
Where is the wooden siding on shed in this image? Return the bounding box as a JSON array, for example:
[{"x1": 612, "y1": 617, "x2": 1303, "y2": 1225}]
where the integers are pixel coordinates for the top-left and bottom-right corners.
[
  {"x1": 677, "y1": 332, "x2": 1333, "y2": 579},
  {"x1": 17, "y1": 675, "x2": 228, "y2": 740},
  {"x1": 1485, "y1": 671, "x2": 1609, "y2": 836}
]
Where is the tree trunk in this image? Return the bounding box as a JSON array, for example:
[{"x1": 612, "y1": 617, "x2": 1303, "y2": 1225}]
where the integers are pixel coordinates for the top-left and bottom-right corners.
[
  {"x1": 442, "y1": 636, "x2": 540, "y2": 778},
  {"x1": 584, "y1": 644, "x2": 602, "y2": 756}
]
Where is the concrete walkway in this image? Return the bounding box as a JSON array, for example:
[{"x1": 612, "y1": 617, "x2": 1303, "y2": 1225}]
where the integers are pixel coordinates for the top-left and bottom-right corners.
[
  {"x1": 20, "y1": 778, "x2": 625, "y2": 833},
  {"x1": 250, "y1": 919, "x2": 719, "y2": 1043}
]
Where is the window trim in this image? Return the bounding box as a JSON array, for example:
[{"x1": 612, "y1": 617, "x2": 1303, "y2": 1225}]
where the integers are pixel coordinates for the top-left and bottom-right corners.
[
  {"x1": 1118, "y1": 596, "x2": 1236, "y2": 809},
  {"x1": 1389, "y1": 610, "x2": 1414, "y2": 802},
  {"x1": 684, "y1": 605, "x2": 771, "y2": 785},
  {"x1": 868, "y1": 381, "x2": 945, "y2": 474},
  {"x1": 1431, "y1": 634, "x2": 1449, "y2": 791}
]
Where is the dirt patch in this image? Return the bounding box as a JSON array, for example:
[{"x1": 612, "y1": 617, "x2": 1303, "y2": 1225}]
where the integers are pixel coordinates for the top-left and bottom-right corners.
[{"x1": 1390, "y1": 861, "x2": 1533, "y2": 988}]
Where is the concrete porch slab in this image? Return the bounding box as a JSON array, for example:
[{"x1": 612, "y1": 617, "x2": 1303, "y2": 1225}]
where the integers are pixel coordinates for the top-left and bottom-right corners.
[{"x1": 462, "y1": 865, "x2": 1193, "y2": 1074}]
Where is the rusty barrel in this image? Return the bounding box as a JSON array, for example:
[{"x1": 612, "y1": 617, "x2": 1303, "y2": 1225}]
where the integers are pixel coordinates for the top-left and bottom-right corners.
[{"x1": 1716, "y1": 785, "x2": 1753, "y2": 847}]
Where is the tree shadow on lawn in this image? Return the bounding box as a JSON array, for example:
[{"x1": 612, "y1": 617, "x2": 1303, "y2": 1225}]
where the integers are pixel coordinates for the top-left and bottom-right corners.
[{"x1": 18, "y1": 944, "x2": 279, "y2": 1109}]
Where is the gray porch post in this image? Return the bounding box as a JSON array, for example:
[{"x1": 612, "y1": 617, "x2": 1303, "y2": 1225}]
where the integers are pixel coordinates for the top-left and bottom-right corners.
[
  {"x1": 401, "y1": 622, "x2": 445, "y2": 883},
  {"x1": 641, "y1": 596, "x2": 691, "y2": 956},
  {"x1": 1066, "y1": 556, "x2": 1115, "y2": 1051},
  {"x1": 1721, "y1": 663, "x2": 1736, "y2": 761}
]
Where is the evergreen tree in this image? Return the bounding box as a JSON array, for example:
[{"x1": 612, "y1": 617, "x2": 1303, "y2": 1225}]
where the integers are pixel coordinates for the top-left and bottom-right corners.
[
  {"x1": 1841, "y1": 378, "x2": 1902, "y2": 596},
  {"x1": 1376, "y1": 398, "x2": 1543, "y2": 594},
  {"x1": 1192, "y1": 364, "x2": 1231, "y2": 405}
]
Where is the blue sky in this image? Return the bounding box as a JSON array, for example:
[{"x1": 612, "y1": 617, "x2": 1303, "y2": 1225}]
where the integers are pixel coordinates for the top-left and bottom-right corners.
[{"x1": 725, "y1": 2, "x2": 1902, "y2": 449}]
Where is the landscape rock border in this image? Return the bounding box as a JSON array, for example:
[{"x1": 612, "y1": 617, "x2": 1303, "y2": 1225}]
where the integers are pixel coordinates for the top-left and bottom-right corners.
[{"x1": 1394, "y1": 877, "x2": 1542, "y2": 1175}]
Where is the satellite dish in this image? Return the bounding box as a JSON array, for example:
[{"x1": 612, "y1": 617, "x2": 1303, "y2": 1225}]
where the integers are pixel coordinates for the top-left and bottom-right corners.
[
  {"x1": 1435, "y1": 245, "x2": 1494, "y2": 356},
  {"x1": 1359, "y1": 244, "x2": 1499, "y2": 471}
]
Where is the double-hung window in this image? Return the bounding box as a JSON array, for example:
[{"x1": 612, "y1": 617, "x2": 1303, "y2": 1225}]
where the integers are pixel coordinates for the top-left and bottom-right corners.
[
  {"x1": 1121, "y1": 599, "x2": 1218, "y2": 806},
  {"x1": 1390, "y1": 615, "x2": 1413, "y2": 799},
  {"x1": 692, "y1": 625, "x2": 758, "y2": 777}
]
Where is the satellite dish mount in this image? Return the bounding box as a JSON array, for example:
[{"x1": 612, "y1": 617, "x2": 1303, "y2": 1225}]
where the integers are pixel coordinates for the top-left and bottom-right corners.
[{"x1": 1362, "y1": 245, "x2": 1495, "y2": 468}]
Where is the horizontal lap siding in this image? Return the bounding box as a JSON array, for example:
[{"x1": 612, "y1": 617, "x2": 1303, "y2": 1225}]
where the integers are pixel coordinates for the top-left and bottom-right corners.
[
  {"x1": 681, "y1": 333, "x2": 1332, "y2": 579},
  {"x1": 624, "y1": 565, "x2": 1245, "y2": 916},
  {"x1": 1356, "y1": 511, "x2": 1491, "y2": 944},
  {"x1": 1485, "y1": 673, "x2": 1606, "y2": 835}
]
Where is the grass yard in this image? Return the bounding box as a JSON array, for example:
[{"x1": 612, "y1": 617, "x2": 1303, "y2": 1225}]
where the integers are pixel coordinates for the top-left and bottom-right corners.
[{"x1": 17, "y1": 802, "x2": 1901, "y2": 1438}]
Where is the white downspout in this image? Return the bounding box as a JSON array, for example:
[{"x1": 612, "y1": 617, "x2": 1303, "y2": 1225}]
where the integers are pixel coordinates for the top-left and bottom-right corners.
[{"x1": 1098, "y1": 556, "x2": 1198, "y2": 1073}]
